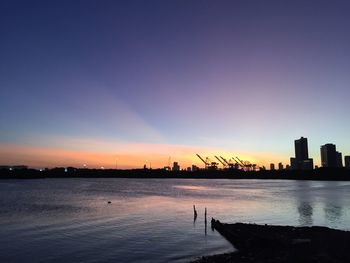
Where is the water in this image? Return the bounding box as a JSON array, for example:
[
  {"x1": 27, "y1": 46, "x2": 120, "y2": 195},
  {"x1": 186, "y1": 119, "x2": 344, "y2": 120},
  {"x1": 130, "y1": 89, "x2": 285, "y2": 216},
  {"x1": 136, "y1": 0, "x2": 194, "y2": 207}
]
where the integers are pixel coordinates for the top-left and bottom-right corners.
[{"x1": 1, "y1": 179, "x2": 350, "y2": 262}]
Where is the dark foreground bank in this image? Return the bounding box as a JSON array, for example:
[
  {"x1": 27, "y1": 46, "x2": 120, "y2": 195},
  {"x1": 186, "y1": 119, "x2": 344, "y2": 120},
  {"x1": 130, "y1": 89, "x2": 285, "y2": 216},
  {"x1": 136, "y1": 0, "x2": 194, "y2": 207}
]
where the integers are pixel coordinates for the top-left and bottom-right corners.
[
  {"x1": 1, "y1": 167, "x2": 350, "y2": 180},
  {"x1": 192, "y1": 220, "x2": 350, "y2": 263}
]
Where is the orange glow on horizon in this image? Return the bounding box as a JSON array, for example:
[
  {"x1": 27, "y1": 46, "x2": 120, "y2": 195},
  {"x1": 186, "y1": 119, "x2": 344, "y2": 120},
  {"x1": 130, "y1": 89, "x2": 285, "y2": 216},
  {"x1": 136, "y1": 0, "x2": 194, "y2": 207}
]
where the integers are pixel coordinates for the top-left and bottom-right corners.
[{"x1": 0, "y1": 141, "x2": 290, "y2": 169}]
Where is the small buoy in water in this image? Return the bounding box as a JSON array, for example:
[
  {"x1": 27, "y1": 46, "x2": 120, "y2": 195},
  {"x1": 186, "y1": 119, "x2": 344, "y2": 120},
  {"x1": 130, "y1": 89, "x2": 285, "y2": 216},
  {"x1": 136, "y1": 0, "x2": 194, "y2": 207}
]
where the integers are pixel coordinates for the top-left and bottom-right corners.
[{"x1": 108, "y1": 201, "x2": 112, "y2": 204}]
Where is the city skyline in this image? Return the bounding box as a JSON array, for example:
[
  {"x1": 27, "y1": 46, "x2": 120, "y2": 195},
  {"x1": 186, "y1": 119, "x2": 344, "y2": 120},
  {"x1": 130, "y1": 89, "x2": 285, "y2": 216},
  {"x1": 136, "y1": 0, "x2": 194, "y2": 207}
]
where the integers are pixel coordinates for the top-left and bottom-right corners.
[
  {"x1": 1, "y1": 136, "x2": 349, "y2": 170},
  {"x1": 1, "y1": 0, "x2": 350, "y2": 168}
]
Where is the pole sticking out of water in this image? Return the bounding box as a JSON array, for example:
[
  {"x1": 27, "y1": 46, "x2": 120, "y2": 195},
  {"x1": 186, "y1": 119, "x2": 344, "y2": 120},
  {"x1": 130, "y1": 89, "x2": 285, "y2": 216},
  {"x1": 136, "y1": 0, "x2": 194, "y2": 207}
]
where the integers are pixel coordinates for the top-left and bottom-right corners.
[
  {"x1": 193, "y1": 205, "x2": 197, "y2": 219},
  {"x1": 204, "y1": 207, "x2": 207, "y2": 235}
]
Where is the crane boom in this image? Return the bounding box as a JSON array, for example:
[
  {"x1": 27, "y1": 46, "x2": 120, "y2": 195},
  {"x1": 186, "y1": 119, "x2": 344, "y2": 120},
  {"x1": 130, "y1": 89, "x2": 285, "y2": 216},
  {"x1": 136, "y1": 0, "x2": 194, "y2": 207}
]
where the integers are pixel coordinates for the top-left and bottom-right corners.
[
  {"x1": 220, "y1": 156, "x2": 236, "y2": 169},
  {"x1": 236, "y1": 156, "x2": 246, "y2": 166},
  {"x1": 233, "y1": 157, "x2": 244, "y2": 168},
  {"x1": 215, "y1": 156, "x2": 226, "y2": 167},
  {"x1": 220, "y1": 156, "x2": 230, "y2": 166},
  {"x1": 196, "y1": 154, "x2": 209, "y2": 166}
]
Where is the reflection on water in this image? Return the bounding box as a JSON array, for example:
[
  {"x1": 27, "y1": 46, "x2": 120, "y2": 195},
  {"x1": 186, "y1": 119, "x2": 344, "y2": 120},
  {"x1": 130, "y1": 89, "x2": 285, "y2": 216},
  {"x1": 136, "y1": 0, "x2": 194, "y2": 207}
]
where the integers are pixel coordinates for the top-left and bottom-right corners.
[
  {"x1": 173, "y1": 185, "x2": 216, "y2": 191},
  {"x1": 293, "y1": 181, "x2": 350, "y2": 227},
  {"x1": 298, "y1": 202, "x2": 313, "y2": 225},
  {"x1": 295, "y1": 181, "x2": 313, "y2": 226},
  {"x1": 323, "y1": 182, "x2": 344, "y2": 224},
  {"x1": 0, "y1": 178, "x2": 350, "y2": 263},
  {"x1": 324, "y1": 205, "x2": 342, "y2": 222}
]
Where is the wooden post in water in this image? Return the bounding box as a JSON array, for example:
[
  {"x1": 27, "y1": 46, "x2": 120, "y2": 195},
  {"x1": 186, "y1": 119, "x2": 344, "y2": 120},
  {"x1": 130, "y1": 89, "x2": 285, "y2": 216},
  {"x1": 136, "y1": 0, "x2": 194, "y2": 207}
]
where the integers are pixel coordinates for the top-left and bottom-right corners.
[{"x1": 204, "y1": 207, "x2": 207, "y2": 235}]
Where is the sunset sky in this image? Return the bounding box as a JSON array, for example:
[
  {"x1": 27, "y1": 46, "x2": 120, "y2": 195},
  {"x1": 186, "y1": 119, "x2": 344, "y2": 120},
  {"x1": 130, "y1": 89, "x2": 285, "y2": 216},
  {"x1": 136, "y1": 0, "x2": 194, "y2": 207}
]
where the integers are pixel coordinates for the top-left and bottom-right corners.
[{"x1": 1, "y1": 0, "x2": 350, "y2": 169}]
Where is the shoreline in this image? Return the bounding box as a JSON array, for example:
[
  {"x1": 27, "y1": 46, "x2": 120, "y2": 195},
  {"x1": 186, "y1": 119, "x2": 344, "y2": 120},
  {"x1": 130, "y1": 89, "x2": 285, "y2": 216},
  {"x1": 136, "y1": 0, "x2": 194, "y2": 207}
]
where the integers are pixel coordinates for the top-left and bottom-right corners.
[
  {"x1": 191, "y1": 220, "x2": 350, "y2": 263},
  {"x1": 1, "y1": 167, "x2": 350, "y2": 181}
]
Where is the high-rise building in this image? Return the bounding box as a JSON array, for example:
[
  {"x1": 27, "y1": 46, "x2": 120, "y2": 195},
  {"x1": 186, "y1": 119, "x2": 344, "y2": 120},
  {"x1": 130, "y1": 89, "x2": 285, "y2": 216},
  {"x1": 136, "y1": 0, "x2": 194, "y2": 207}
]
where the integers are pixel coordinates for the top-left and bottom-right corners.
[
  {"x1": 270, "y1": 163, "x2": 275, "y2": 170},
  {"x1": 345, "y1": 156, "x2": 350, "y2": 169},
  {"x1": 295, "y1": 137, "x2": 309, "y2": 160},
  {"x1": 172, "y1": 162, "x2": 180, "y2": 171},
  {"x1": 290, "y1": 137, "x2": 313, "y2": 170},
  {"x1": 290, "y1": 157, "x2": 297, "y2": 169},
  {"x1": 278, "y1": 162, "x2": 283, "y2": 170},
  {"x1": 336, "y1": 152, "x2": 343, "y2": 167},
  {"x1": 191, "y1": 165, "x2": 199, "y2": 171},
  {"x1": 320, "y1": 144, "x2": 338, "y2": 168}
]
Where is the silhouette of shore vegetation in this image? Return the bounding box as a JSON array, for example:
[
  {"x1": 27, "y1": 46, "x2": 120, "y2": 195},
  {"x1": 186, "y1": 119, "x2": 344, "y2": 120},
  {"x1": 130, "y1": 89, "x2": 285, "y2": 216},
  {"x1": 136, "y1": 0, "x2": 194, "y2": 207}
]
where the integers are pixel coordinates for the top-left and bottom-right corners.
[{"x1": 1, "y1": 167, "x2": 350, "y2": 180}]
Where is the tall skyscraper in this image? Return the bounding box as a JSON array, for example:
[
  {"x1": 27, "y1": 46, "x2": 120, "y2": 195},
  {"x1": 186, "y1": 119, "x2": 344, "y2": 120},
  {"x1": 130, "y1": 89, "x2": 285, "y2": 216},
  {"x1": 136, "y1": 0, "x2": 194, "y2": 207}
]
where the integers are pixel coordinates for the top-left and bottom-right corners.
[
  {"x1": 295, "y1": 137, "x2": 309, "y2": 160},
  {"x1": 290, "y1": 137, "x2": 313, "y2": 170},
  {"x1": 336, "y1": 152, "x2": 343, "y2": 168},
  {"x1": 345, "y1": 156, "x2": 350, "y2": 169},
  {"x1": 270, "y1": 163, "x2": 275, "y2": 170},
  {"x1": 320, "y1": 144, "x2": 339, "y2": 168}
]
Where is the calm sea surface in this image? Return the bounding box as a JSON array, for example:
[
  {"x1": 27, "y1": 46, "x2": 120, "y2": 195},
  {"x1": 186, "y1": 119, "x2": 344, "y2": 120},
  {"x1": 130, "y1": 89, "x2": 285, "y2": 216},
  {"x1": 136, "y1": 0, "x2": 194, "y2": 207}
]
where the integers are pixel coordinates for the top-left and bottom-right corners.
[{"x1": 1, "y1": 178, "x2": 350, "y2": 262}]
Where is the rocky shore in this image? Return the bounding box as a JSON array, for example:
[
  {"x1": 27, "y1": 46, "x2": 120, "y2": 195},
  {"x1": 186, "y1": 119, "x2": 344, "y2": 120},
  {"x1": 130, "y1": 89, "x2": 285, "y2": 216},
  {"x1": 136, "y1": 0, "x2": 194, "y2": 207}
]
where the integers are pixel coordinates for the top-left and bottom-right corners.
[{"x1": 192, "y1": 219, "x2": 350, "y2": 263}]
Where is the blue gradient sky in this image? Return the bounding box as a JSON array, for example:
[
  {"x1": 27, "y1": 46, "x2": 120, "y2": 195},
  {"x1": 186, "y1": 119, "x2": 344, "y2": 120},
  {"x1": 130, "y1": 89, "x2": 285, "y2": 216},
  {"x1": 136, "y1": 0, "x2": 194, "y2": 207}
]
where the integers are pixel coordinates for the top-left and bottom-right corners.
[{"x1": 1, "y1": 0, "x2": 350, "y2": 168}]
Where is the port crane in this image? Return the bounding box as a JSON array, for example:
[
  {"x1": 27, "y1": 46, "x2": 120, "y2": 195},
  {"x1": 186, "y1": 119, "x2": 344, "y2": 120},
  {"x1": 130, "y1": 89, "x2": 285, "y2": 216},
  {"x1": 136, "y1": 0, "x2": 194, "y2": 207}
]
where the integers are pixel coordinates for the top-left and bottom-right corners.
[
  {"x1": 215, "y1": 156, "x2": 227, "y2": 169},
  {"x1": 196, "y1": 154, "x2": 218, "y2": 170},
  {"x1": 197, "y1": 154, "x2": 257, "y2": 171},
  {"x1": 207, "y1": 157, "x2": 219, "y2": 170},
  {"x1": 232, "y1": 157, "x2": 244, "y2": 170},
  {"x1": 236, "y1": 156, "x2": 245, "y2": 167},
  {"x1": 196, "y1": 154, "x2": 209, "y2": 169},
  {"x1": 220, "y1": 156, "x2": 235, "y2": 169},
  {"x1": 235, "y1": 156, "x2": 256, "y2": 171}
]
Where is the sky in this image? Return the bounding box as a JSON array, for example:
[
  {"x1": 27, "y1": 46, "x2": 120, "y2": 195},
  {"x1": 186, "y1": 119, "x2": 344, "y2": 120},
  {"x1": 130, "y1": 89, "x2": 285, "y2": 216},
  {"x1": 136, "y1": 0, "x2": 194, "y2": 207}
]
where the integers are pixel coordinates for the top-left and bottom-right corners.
[{"x1": 1, "y1": 0, "x2": 350, "y2": 169}]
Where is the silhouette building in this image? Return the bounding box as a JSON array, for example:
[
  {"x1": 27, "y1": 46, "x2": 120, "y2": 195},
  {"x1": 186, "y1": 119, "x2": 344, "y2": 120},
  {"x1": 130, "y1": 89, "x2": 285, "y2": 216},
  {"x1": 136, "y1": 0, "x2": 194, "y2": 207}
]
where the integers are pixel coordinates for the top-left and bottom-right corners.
[
  {"x1": 295, "y1": 137, "x2": 309, "y2": 160},
  {"x1": 320, "y1": 144, "x2": 343, "y2": 168},
  {"x1": 290, "y1": 137, "x2": 313, "y2": 170},
  {"x1": 336, "y1": 152, "x2": 343, "y2": 168},
  {"x1": 191, "y1": 165, "x2": 199, "y2": 171},
  {"x1": 270, "y1": 163, "x2": 275, "y2": 170},
  {"x1": 278, "y1": 162, "x2": 283, "y2": 170},
  {"x1": 172, "y1": 162, "x2": 180, "y2": 171},
  {"x1": 345, "y1": 156, "x2": 350, "y2": 169}
]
